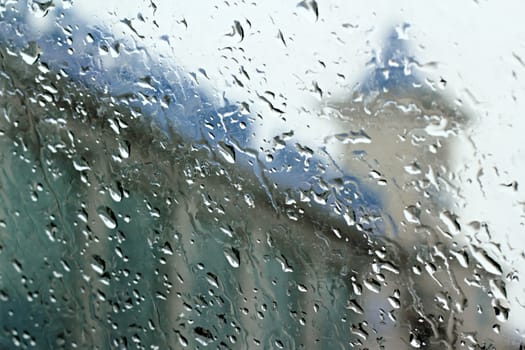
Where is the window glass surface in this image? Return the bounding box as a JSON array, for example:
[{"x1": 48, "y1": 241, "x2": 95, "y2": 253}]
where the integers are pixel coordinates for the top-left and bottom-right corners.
[{"x1": 0, "y1": 1, "x2": 524, "y2": 349}]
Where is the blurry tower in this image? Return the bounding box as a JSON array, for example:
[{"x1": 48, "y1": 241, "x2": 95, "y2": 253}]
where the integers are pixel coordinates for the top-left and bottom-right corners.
[{"x1": 321, "y1": 26, "x2": 508, "y2": 348}]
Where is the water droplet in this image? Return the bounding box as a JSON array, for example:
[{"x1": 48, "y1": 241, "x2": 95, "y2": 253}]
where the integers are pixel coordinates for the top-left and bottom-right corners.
[
  {"x1": 20, "y1": 51, "x2": 40, "y2": 65},
  {"x1": 224, "y1": 247, "x2": 240, "y2": 268},
  {"x1": 206, "y1": 272, "x2": 219, "y2": 289},
  {"x1": 73, "y1": 158, "x2": 91, "y2": 172},
  {"x1": 91, "y1": 255, "x2": 106, "y2": 275},
  {"x1": 29, "y1": 0, "x2": 55, "y2": 18},
  {"x1": 325, "y1": 129, "x2": 372, "y2": 144},
  {"x1": 297, "y1": 284, "x2": 308, "y2": 292},
  {"x1": 217, "y1": 142, "x2": 236, "y2": 164},
  {"x1": 194, "y1": 327, "x2": 214, "y2": 346},
  {"x1": 450, "y1": 249, "x2": 469, "y2": 268},
  {"x1": 492, "y1": 299, "x2": 510, "y2": 322},
  {"x1": 118, "y1": 140, "x2": 130, "y2": 159},
  {"x1": 85, "y1": 33, "x2": 95, "y2": 44},
  {"x1": 97, "y1": 207, "x2": 118, "y2": 229},
  {"x1": 276, "y1": 255, "x2": 294, "y2": 273},
  {"x1": 471, "y1": 246, "x2": 502, "y2": 276},
  {"x1": 363, "y1": 278, "x2": 381, "y2": 293},
  {"x1": 439, "y1": 211, "x2": 461, "y2": 236},
  {"x1": 244, "y1": 193, "x2": 255, "y2": 208},
  {"x1": 161, "y1": 242, "x2": 173, "y2": 255},
  {"x1": 404, "y1": 205, "x2": 421, "y2": 224},
  {"x1": 409, "y1": 334, "x2": 422, "y2": 348},
  {"x1": 388, "y1": 295, "x2": 401, "y2": 309},
  {"x1": 345, "y1": 299, "x2": 364, "y2": 314}
]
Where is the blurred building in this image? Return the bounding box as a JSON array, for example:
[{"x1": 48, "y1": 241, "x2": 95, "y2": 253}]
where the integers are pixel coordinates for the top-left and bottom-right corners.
[{"x1": 0, "y1": 2, "x2": 515, "y2": 349}]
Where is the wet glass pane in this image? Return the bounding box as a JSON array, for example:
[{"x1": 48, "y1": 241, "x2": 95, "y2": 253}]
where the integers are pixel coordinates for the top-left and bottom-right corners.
[{"x1": 0, "y1": 1, "x2": 523, "y2": 348}]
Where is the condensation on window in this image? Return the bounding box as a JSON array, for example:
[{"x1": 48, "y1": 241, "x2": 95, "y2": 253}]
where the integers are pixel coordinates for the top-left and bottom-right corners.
[{"x1": 0, "y1": 0, "x2": 524, "y2": 349}]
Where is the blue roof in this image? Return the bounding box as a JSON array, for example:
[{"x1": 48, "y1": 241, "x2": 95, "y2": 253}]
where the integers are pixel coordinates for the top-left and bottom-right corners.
[{"x1": 359, "y1": 26, "x2": 422, "y2": 94}]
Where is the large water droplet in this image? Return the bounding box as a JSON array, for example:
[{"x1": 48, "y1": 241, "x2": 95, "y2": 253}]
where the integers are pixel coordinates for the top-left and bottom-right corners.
[
  {"x1": 97, "y1": 207, "x2": 118, "y2": 229},
  {"x1": 224, "y1": 247, "x2": 240, "y2": 268}
]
